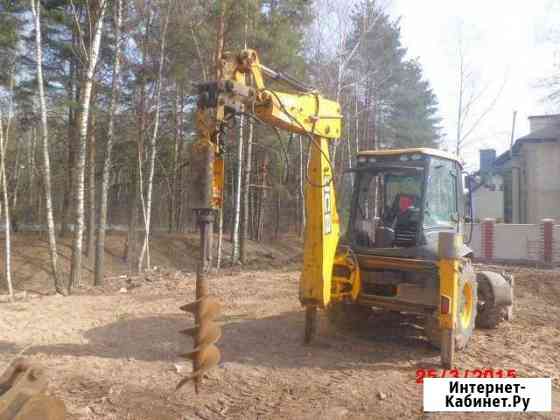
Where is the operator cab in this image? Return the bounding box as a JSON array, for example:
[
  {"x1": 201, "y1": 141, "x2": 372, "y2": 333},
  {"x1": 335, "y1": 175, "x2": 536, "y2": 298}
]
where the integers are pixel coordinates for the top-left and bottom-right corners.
[{"x1": 338, "y1": 148, "x2": 467, "y2": 260}]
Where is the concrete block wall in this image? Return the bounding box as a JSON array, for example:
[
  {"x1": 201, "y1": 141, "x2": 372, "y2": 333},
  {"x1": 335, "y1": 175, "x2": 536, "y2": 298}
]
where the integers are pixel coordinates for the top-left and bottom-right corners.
[{"x1": 468, "y1": 219, "x2": 559, "y2": 265}]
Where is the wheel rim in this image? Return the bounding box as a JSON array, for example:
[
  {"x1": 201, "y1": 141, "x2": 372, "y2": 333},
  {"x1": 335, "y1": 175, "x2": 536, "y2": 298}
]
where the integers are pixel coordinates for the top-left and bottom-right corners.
[{"x1": 460, "y1": 282, "x2": 474, "y2": 329}]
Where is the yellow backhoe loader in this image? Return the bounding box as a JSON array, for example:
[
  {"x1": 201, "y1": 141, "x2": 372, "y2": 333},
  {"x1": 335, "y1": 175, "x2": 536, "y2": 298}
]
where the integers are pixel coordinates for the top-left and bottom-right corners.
[{"x1": 178, "y1": 49, "x2": 514, "y2": 391}]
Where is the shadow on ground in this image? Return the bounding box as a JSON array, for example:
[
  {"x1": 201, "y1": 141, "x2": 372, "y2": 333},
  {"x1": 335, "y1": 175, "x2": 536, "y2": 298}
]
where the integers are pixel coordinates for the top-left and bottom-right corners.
[{"x1": 0, "y1": 309, "x2": 438, "y2": 372}]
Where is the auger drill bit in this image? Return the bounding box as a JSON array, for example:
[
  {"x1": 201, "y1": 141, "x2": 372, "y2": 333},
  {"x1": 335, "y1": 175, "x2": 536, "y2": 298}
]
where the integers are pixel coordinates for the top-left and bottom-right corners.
[
  {"x1": 177, "y1": 297, "x2": 222, "y2": 391},
  {"x1": 178, "y1": 209, "x2": 222, "y2": 393},
  {"x1": 180, "y1": 51, "x2": 226, "y2": 392}
]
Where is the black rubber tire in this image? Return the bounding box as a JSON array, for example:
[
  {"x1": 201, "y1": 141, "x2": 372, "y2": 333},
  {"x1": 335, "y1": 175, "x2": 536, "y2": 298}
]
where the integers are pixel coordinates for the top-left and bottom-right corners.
[
  {"x1": 476, "y1": 276, "x2": 505, "y2": 329},
  {"x1": 424, "y1": 262, "x2": 478, "y2": 350},
  {"x1": 326, "y1": 302, "x2": 371, "y2": 329}
]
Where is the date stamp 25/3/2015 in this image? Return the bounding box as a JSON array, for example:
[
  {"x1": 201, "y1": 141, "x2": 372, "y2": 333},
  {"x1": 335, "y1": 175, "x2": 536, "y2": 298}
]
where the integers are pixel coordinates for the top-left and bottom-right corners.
[
  {"x1": 416, "y1": 368, "x2": 517, "y2": 384},
  {"x1": 423, "y1": 378, "x2": 552, "y2": 412}
]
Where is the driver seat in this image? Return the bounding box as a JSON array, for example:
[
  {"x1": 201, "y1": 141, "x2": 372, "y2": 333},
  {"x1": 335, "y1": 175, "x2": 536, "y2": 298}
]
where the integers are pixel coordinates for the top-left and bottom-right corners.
[
  {"x1": 396, "y1": 194, "x2": 417, "y2": 214},
  {"x1": 392, "y1": 194, "x2": 419, "y2": 247}
]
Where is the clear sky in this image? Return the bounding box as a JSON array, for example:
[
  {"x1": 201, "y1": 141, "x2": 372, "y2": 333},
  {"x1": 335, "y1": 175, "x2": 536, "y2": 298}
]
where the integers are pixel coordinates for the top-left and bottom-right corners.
[{"x1": 389, "y1": 0, "x2": 560, "y2": 170}]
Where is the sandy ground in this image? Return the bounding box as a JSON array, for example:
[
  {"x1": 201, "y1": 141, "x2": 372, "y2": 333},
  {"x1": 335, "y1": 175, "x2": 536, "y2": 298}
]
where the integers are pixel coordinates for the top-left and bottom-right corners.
[{"x1": 0, "y1": 234, "x2": 559, "y2": 419}]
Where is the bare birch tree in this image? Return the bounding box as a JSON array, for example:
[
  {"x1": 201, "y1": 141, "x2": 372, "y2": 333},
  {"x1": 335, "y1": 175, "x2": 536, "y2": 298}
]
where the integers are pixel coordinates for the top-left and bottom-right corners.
[
  {"x1": 69, "y1": 0, "x2": 107, "y2": 292},
  {"x1": 86, "y1": 101, "x2": 97, "y2": 261},
  {"x1": 138, "y1": 6, "x2": 170, "y2": 271},
  {"x1": 169, "y1": 85, "x2": 183, "y2": 232},
  {"x1": 310, "y1": 0, "x2": 382, "y2": 166},
  {"x1": 0, "y1": 108, "x2": 13, "y2": 301},
  {"x1": 453, "y1": 21, "x2": 506, "y2": 158},
  {"x1": 95, "y1": 0, "x2": 123, "y2": 286},
  {"x1": 231, "y1": 116, "x2": 244, "y2": 264},
  {"x1": 232, "y1": 0, "x2": 253, "y2": 264},
  {"x1": 0, "y1": 62, "x2": 16, "y2": 300},
  {"x1": 11, "y1": 141, "x2": 21, "y2": 213},
  {"x1": 0, "y1": 121, "x2": 11, "y2": 299},
  {"x1": 28, "y1": 129, "x2": 37, "y2": 222},
  {"x1": 30, "y1": 0, "x2": 64, "y2": 294},
  {"x1": 239, "y1": 117, "x2": 253, "y2": 263}
]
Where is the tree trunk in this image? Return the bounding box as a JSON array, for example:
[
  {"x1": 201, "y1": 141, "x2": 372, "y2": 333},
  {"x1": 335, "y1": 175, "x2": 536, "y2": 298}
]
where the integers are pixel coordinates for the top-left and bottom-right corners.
[
  {"x1": 456, "y1": 49, "x2": 464, "y2": 157},
  {"x1": 86, "y1": 103, "x2": 96, "y2": 262},
  {"x1": 169, "y1": 86, "x2": 180, "y2": 233},
  {"x1": 126, "y1": 168, "x2": 139, "y2": 270},
  {"x1": 229, "y1": 142, "x2": 235, "y2": 243},
  {"x1": 331, "y1": 67, "x2": 343, "y2": 168},
  {"x1": 254, "y1": 156, "x2": 260, "y2": 241},
  {"x1": 60, "y1": 116, "x2": 75, "y2": 238},
  {"x1": 11, "y1": 139, "x2": 21, "y2": 214},
  {"x1": 249, "y1": 150, "x2": 257, "y2": 239},
  {"x1": 138, "y1": 9, "x2": 169, "y2": 272},
  {"x1": 175, "y1": 89, "x2": 185, "y2": 231},
  {"x1": 95, "y1": 0, "x2": 122, "y2": 287},
  {"x1": 240, "y1": 117, "x2": 253, "y2": 263},
  {"x1": 28, "y1": 129, "x2": 37, "y2": 224},
  {"x1": 69, "y1": 0, "x2": 107, "y2": 292},
  {"x1": 126, "y1": 3, "x2": 152, "y2": 272},
  {"x1": 275, "y1": 189, "x2": 280, "y2": 239},
  {"x1": 126, "y1": 83, "x2": 143, "y2": 271},
  {"x1": 137, "y1": 148, "x2": 147, "y2": 269},
  {"x1": 61, "y1": 28, "x2": 79, "y2": 238},
  {"x1": 170, "y1": 85, "x2": 185, "y2": 233},
  {"x1": 257, "y1": 154, "x2": 268, "y2": 241},
  {"x1": 31, "y1": 0, "x2": 63, "y2": 294},
  {"x1": 0, "y1": 111, "x2": 13, "y2": 301},
  {"x1": 231, "y1": 115, "x2": 244, "y2": 263}
]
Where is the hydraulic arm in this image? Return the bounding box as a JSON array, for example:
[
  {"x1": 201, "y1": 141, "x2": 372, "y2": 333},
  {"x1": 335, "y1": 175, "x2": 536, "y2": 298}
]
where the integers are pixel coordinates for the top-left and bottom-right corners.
[{"x1": 177, "y1": 49, "x2": 343, "y2": 391}]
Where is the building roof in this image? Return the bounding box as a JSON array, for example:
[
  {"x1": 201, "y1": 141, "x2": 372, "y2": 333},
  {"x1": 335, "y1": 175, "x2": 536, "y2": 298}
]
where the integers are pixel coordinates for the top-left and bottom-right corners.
[
  {"x1": 528, "y1": 113, "x2": 560, "y2": 120},
  {"x1": 515, "y1": 124, "x2": 560, "y2": 143},
  {"x1": 492, "y1": 123, "x2": 560, "y2": 169}
]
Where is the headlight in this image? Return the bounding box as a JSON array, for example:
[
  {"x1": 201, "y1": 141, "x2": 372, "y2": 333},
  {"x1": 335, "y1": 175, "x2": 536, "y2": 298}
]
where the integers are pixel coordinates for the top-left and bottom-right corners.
[
  {"x1": 368, "y1": 157, "x2": 377, "y2": 163},
  {"x1": 399, "y1": 155, "x2": 409, "y2": 161}
]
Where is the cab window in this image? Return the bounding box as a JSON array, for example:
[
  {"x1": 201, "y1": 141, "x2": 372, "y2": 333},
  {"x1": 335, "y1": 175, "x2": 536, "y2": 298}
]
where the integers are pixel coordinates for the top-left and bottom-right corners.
[{"x1": 424, "y1": 158, "x2": 457, "y2": 228}]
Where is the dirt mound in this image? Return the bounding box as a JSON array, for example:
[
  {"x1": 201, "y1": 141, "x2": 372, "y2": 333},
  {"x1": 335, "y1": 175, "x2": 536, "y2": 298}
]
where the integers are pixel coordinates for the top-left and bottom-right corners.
[{"x1": 0, "y1": 232, "x2": 303, "y2": 295}]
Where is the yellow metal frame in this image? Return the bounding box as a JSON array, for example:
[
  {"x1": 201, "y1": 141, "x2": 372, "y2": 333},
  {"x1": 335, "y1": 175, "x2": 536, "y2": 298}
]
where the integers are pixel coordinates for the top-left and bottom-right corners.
[
  {"x1": 298, "y1": 135, "x2": 340, "y2": 308},
  {"x1": 193, "y1": 48, "x2": 348, "y2": 309},
  {"x1": 438, "y1": 234, "x2": 463, "y2": 330},
  {"x1": 254, "y1": 91, "x2": 341, "y2": 139},
  {"x1": 438, "y1": 258, "x2": 460, "y2": 330},
  {"x1": 438, "y1": 232, "x2": 464, "y2": 368},
  {"x1": 330, "y1": 250, "x2": 361, "y2": 301}
]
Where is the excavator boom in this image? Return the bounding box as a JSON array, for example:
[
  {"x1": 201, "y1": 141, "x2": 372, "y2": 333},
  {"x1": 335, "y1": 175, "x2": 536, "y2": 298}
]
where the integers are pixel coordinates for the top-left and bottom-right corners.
[{"x1": 179, "y1": 49, "x2": 343, "y2": 391}]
